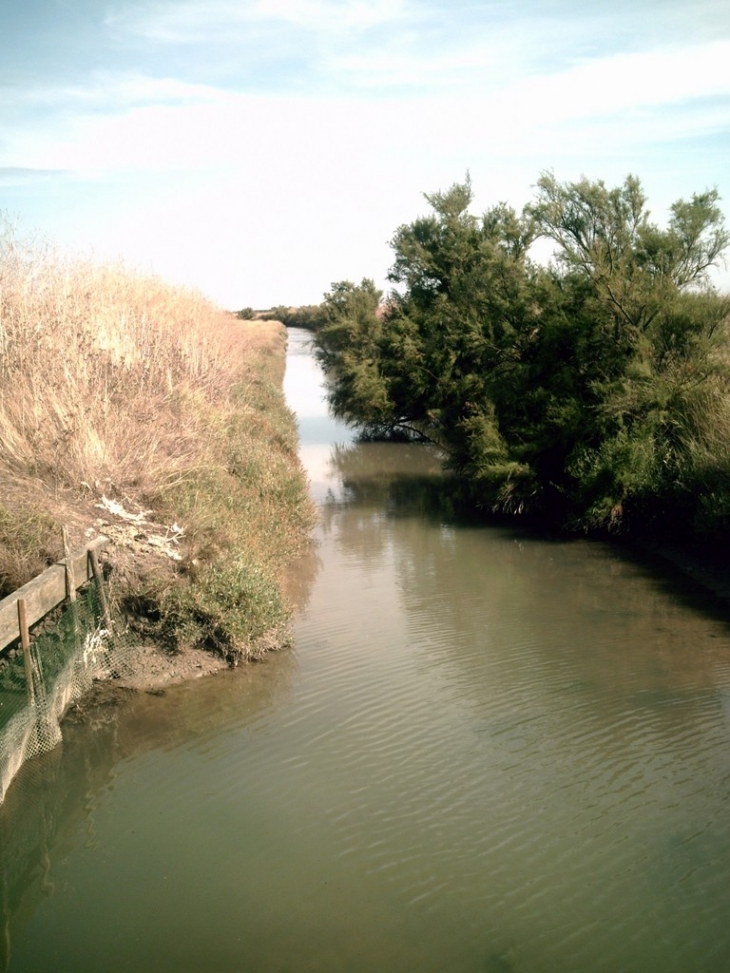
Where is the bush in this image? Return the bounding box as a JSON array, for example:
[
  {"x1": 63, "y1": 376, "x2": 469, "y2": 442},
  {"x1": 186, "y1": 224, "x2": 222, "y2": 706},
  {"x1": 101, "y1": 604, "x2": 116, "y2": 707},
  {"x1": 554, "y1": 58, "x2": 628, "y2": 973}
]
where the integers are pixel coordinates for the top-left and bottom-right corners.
[{"x1": 313, "y1": 174, "x2": 730, "y2": 540}]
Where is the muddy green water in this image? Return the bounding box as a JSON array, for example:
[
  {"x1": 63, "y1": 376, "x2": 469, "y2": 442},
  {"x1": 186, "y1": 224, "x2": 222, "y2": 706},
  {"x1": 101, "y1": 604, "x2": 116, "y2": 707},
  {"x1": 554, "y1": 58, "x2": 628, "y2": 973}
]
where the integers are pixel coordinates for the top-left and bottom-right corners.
[{"x1": 2, "y1": 329, "x2": 730, "y2": 972}]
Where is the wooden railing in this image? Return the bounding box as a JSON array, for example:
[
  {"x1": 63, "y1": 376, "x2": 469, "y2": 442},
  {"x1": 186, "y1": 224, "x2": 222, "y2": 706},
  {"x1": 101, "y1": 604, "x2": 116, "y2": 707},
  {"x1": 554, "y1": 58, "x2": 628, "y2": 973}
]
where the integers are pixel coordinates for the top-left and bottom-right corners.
[{"x1": 0, "y1": 536, "x2": 109, "y2": 655}]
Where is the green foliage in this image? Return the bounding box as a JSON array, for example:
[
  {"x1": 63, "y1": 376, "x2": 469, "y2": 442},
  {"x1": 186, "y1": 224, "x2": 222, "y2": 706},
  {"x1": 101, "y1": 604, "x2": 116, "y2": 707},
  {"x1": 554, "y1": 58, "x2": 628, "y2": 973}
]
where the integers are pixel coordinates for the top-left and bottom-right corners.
[
  {"x1": 313, "y1": 279, "x2": 394, "y2": 432},
  {"x1": 261, "y1": 304, "x2": 329, "y2": 331},
  {"x1": 159, "y1": 556, "x2": 285, "y2": 659},
  {"x1": 314, "y1": 173, "x2": 730, "y2": 541}
]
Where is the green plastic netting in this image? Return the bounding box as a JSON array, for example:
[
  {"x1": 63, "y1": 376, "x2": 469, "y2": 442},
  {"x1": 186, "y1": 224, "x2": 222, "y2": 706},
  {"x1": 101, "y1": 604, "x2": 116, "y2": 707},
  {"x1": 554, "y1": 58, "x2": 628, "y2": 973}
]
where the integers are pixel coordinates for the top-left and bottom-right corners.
[{"x1": 0, "y1": 584, "x2": 137, "y2": 805}]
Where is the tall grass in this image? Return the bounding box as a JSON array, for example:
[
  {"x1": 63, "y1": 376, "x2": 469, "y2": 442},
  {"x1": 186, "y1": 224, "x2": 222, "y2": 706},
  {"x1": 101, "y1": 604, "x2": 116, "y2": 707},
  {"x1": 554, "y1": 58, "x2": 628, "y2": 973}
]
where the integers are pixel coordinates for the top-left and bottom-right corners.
[
  {"x1": 0, "y1": 218, "x2": 315, "y2": 656},
  {"x1": 2, "y1": 223, "x2": 239, "y2": 489}
]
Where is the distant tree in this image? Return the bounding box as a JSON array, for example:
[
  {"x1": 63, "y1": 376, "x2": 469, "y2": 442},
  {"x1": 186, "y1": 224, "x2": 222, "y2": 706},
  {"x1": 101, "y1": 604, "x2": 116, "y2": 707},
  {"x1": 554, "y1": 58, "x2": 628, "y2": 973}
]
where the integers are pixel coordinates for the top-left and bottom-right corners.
[
  {"x1": 314, "y1": 279, "x2": 390, "y2": 428},
  {"x1": 259, "y1": 304, "x2": 329, "y2": 330}
]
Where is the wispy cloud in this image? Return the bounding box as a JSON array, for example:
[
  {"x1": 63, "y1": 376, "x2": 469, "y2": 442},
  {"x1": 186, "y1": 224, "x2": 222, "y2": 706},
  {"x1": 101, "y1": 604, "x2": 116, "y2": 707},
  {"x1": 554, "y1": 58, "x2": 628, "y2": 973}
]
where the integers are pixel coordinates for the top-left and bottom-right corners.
[
  {"x1": 1, "y1": 0, "x2": 728, "y2": 304},
  {"x1": 0, "y1": 167, "x2": 71, "y2": 183},
  {"x1": 328, "y1": 37, "x2": 524, "y2": 91},
  {"x1": 2, "y1": 27, "x2": 727, "y2": 176},
  {"x1": 490, "y1": 40, "x2": 730, "y2": 127},
  {"x1": 17, "y1": 74, "x2": 222, "y2": 111},
  {"x1": 101, "y1": 0, "x2": 730, "y2": 105},
  {"x1": 107, "y1": 0, "x2": 410, "y2": 43},
  {"x1": 242, "y1": 0, "x2": 409, "y2": 32}
]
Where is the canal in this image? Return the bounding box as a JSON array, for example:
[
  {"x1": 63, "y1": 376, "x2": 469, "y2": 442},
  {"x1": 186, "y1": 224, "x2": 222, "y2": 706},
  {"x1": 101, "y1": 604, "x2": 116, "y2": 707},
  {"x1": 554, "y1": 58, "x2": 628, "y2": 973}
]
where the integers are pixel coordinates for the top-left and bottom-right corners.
[{"x1": 2, "y1": 328, "x2": 730, "y2": 972}]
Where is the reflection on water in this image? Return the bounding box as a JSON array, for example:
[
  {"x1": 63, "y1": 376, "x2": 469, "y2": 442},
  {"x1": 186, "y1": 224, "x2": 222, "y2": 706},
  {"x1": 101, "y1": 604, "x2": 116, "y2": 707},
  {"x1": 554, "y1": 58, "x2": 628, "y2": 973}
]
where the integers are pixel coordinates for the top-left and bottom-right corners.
[
  {"x1": 2, "y1": 328, "x2": 730, "y2": 972},
  {"x1": 0, "y1": 655, "x2": 299, "y2": 971}
]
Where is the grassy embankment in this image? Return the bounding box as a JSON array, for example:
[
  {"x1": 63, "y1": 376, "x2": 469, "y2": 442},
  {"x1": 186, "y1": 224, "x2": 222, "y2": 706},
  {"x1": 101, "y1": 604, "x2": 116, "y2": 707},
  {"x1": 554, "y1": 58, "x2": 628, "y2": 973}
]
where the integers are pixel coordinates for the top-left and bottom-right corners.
[{"x1": 0, "y1": 222, "x2": 315, "y2": 662}]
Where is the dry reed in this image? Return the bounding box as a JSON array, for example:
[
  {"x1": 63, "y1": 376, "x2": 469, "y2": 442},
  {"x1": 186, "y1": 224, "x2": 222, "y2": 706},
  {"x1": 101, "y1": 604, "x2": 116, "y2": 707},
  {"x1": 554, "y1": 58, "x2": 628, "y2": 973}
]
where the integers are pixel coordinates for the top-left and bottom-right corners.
[
  {"x1": 1, "y1": 223, "x2": 248, "y2": 492},
  {"x1": 0, "y1": 219, "x2": 314, "y2": 655}
]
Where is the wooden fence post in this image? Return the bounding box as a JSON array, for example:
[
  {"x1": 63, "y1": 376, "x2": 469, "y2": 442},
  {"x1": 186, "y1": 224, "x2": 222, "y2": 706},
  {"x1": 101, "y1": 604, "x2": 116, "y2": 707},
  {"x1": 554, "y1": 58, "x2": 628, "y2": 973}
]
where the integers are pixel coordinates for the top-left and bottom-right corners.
[
  {"x1": 88, "y1": 549, "x2": 112, "y2": 632},
  {"x1": 62, "y1": 526, "x2": 79, "y2": 636},
  {"x1": 62, "y1": 527, "x2": 76, "y2": 604},
  {"x1": 17, "y1": 598, "x2": 35, "y2": 705}
]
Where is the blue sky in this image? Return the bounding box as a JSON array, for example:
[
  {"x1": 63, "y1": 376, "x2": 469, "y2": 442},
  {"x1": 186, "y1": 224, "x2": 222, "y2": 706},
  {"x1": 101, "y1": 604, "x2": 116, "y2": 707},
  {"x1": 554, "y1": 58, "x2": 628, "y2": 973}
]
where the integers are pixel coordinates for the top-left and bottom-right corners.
[{"x1": 1, "y1": 0, "x2": 729, "y2": 308}]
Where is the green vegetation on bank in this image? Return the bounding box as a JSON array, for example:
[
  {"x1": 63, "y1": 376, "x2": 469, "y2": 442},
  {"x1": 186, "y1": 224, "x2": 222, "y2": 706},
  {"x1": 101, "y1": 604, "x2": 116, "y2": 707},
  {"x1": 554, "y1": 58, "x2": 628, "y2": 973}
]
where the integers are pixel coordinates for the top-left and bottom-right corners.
[
  {"x1": 313, "y1": 174, "x2": 730, "y2": 545},
  {"x1": 0, "y1": 218, "x2": 315, "y2": 660},
  {"x1": 252, "y1": 304, "x2": 329, "y2": 331}
]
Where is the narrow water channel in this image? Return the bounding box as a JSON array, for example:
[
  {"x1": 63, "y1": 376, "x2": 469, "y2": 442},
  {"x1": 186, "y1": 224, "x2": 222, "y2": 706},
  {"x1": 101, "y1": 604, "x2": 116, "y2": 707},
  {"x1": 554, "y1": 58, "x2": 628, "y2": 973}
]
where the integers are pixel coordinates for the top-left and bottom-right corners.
[{"x1": 2, "y1": 329, "x2": 730, "y2": 972}]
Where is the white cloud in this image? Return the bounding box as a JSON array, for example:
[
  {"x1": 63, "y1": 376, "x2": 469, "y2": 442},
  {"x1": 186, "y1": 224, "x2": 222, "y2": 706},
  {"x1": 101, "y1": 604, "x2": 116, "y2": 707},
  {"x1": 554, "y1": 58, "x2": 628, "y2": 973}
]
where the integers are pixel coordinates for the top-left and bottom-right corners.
[
  {"x1": 109, "y1": 0, "x2": 409, "y2": 43},
  {"x1": 332, "y1": 34, "x2": 730, "y2": 101},
  {"x1": 507, "y1": 40, "x2": 730, "y2": 123},
  {"x1": 329, "y1": 38, "x2": 520, "y2": 90},
  {"x1": 18, "y1": 74, "x2": 221, "y2": 111},
  {"x1": 250, "y1": 0, "x2": 408, "y2": 31},
  {"x1": 7, "y1": 37, "x2": 728, "y2": 176},
  {"x1": 3, "y1": 4, "x2": 728, "y2": 306}
]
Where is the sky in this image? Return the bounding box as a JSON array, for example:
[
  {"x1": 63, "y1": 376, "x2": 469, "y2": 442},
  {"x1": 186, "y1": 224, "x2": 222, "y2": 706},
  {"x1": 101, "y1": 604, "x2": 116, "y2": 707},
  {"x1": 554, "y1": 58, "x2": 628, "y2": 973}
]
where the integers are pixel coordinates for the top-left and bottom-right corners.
[{"x1": 1, "y1": 0, "x2": 729, "y2": 310}]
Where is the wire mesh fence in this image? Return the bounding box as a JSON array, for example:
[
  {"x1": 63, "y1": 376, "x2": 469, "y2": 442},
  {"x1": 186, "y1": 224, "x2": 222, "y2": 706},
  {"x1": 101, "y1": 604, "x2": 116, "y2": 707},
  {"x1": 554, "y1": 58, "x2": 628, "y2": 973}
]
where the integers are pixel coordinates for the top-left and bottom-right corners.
[{"x1": 0, "y1": 582, "x2": 139, "y2": 805}]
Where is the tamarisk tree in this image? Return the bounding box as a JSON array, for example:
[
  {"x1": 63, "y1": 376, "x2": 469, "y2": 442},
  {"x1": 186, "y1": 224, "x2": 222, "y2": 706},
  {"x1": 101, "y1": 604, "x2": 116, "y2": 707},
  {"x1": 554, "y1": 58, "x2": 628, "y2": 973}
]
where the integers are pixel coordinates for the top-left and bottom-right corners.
[{"x1": 315, "y1": 174, "x2": 730, "y2": 539}]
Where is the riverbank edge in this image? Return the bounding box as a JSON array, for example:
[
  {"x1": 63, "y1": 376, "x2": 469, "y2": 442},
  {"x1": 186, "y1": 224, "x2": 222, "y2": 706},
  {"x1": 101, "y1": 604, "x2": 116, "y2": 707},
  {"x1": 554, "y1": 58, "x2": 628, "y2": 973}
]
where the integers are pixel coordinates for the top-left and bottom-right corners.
[
  {"x1": 90, "y1": 320, "x2": 316, "y2": 694},
  {"x1": 620, "y1": 536, "x2": 730, "y2": 612},
  {"x1": 1, "y1": 320, "x2": 317, "y2": 703}
]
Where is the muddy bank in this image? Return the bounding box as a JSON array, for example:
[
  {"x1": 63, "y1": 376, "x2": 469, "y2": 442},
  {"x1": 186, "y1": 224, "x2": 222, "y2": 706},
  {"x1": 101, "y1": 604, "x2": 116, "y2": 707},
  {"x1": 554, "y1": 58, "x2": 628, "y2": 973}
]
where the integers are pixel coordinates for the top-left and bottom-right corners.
[{"x1": 63, "y1": 646, "x2": 229, "y2": 719}]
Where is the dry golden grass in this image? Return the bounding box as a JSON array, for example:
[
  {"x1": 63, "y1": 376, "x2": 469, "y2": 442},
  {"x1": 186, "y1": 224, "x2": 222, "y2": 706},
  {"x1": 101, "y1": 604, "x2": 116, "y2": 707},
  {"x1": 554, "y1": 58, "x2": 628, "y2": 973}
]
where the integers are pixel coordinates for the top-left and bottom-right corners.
[
  {"x1": 1, "y1": 232, "x2": 252, "y2": 493},
  {"x1": 0, "y1": 221, "x2": 315, "y2": 656}
]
